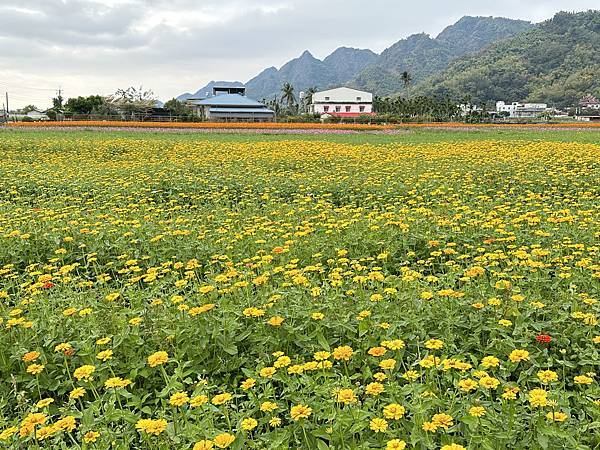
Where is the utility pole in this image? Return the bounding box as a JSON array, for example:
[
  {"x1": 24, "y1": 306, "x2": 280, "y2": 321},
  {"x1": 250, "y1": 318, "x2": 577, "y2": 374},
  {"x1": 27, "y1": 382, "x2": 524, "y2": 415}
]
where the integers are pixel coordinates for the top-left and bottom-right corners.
[
  {"x1": 56, "y1": 86, "x2": 63, "y2": 121},
  {"x1": 5, "y1": 92, "x2": 9, "y2": 121},
  {"x1": 57, "y1": 86, "x2": 63, "y2": 105}
]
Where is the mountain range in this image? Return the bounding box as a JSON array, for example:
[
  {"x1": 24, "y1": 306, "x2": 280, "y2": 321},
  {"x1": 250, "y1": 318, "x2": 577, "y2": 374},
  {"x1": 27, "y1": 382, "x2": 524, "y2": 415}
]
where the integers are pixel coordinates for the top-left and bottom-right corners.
[
  {"x1": 177, "y1": 11, "x2": 599, "y2": 107},
  {"x1": 353, "y1": 16, "x2": 533, "y2": 96},
  {"x1": 245, "y1": 47, "x2": 378, "y2": 101},
  {"x1": 178, "y1": 15, "x2": 531, "y2": 102},
  {"x1": 415, "y1": 10, "x2": 600, "y2": 108}
]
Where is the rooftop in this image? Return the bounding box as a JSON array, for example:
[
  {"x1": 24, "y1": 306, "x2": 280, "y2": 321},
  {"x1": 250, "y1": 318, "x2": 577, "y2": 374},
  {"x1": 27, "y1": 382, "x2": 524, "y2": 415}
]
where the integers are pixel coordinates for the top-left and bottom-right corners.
[
  {"x1": 188, "y1": 94, "x2": 267, "y2": 107},
  {"x1": 579, "y1": 94, "x2": 600, "y2": 105},
  {"x1": 314, "y1": 86, "x2": 372, "y2": 96},
  {"x1": 209, "y1": 107, "x2": 275, "y2": 114}
]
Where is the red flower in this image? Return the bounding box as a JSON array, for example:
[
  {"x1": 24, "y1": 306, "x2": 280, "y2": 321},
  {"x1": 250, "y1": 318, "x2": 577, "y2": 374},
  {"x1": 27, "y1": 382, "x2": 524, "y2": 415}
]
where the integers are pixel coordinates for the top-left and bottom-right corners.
[
  {"x1": 536, "y1": 334, "x2": 551, "y2": 344},
  {"x1": 42, "y1": 282, "x2": 55, "y2": 289}
]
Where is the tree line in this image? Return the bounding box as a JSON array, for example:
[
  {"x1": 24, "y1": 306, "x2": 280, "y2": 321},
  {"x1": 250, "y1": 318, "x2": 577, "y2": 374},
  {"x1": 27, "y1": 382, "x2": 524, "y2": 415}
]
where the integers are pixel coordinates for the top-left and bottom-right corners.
[{"x1": 17, "y1": 87, "x2": 194, "y2": 121}]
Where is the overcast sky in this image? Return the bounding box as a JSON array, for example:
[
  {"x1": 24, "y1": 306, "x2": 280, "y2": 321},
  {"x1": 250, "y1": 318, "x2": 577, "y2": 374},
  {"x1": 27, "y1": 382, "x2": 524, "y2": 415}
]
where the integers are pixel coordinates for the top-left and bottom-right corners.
[{"x1": 0, "y1": 0, "x2": 597, "y2": 109}]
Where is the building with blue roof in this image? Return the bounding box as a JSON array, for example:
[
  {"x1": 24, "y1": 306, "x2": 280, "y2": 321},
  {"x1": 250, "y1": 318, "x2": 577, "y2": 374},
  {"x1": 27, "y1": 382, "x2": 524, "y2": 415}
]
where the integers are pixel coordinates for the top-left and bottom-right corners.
[{"x1": 186, "y1": 86, "x2": 275, "y2": 122}]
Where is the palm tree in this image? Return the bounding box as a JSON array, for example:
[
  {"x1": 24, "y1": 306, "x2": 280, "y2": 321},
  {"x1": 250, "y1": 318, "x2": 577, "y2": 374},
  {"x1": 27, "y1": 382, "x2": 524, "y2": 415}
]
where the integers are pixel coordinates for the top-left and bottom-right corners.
[
  {"x1": 304, "y1": 86, "x2": 318, "y2": 113},
  {"x1": 281, "y1": 83, "x2": 296, "y2": 110},
  {"x1": 401, "y1": 71, "x2": 412, "y2": 96}
]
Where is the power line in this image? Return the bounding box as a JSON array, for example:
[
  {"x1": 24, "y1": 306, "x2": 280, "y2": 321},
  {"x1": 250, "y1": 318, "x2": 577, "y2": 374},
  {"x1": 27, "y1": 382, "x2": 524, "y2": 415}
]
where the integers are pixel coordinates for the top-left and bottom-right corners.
[
  {"x1": 4, "y1": 94, "x2": 55, "y2": 103},
  {"x1": 0, "y1": 81, "x2": 58, "y2": 92},
  {"x1": 0, "y1": 87, "x2": 60, "y2": 98},
  {"x1": 6, "y1": 90, "x2": 55, "y2": 98}
]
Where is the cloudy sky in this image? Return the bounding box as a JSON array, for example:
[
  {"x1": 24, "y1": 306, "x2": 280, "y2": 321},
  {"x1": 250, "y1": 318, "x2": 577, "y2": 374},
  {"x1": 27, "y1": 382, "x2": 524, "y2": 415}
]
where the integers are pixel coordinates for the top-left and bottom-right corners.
[{"x1": 0, "y1": 0, "x2": 597, "y2": 108}]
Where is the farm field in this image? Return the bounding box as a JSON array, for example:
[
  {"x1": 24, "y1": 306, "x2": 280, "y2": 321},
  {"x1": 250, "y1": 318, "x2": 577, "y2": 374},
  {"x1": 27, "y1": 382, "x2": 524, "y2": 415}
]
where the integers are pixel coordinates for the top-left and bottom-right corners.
[{"x1": 0, "y1": 129, "x2": 599, "y2": 449}]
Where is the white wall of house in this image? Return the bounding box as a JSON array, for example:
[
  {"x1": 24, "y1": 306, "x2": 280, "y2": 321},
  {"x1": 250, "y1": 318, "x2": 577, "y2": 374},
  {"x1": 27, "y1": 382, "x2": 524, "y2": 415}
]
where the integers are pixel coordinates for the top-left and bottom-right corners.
[
  {"x1": 27, "y1": 111, "x2": 49, "y2": 120},
  {"x1": 522, "y1": 103, "x2": 547, "y2": 110},
  {"x1": 496, "y1": 101, "x2": 519, "y2": 114},
  {"x1": 313, "y1": 103, "x2": 372, "y2": 114},
  {"x1": 496, "y1": 101, "x2": 548, "y2": 118},
  {"x1": 311, "y1": 87, "x2": 373, "y2": 115}
]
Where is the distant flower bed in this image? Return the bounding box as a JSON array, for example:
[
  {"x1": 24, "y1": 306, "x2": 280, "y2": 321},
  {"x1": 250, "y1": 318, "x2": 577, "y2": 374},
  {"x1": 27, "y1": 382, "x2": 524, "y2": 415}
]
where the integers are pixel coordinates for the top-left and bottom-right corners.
[{"x1": 8, "y1": 121, "x2": 395, "y2": 131}]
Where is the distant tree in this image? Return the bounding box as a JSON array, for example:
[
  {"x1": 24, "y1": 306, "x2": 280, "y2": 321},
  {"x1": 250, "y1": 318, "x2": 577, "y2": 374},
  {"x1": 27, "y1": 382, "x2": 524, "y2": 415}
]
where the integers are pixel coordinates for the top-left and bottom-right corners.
[
  {"x1": 108, "y1": 86, "x2": 157, "y2": 119},
  {"x1": 20, "y1": 105, "x2": 38, "y2": 114},
  {"x1": 401, "y1": 71, "x2": 412, "y2": 91},
  {"x1": 164, "y1": 98, "x2": 191, "y2": 116},
  {"x1": 112, "y1": 86, "x2": 156, "y2": 104},
  {"x1": 303, "y1": 86, "x2": 318, "y2": 113},
  {"x1": 64, "y1": 96, "x2": 106, "y2": 114},
  {"x1": 372, "y1": 95, "x2": 461, "y2": 122},
  {"x1": 52, "y1": 94, "x2": 64, "y2": 112},
  {"x1": 281, "y1": 83, "x2": 296, "y2": 110},
  {"x1": 265, "y1": 97, "x2": 282, "y2": 115}
]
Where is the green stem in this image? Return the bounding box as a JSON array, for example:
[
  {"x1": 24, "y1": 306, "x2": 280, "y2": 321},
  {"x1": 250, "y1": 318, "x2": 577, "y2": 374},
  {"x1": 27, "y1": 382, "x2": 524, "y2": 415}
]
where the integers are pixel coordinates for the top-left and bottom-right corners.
[{"x1": 301, "y1": 423, "x2": 310, "y2": 448}]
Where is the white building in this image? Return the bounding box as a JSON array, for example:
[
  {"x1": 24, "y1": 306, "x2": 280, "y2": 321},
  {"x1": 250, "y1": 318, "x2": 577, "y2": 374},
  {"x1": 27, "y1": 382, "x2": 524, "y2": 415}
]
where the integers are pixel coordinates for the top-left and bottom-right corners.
[
  {"x1": 310, "y1": 87, "x2": 373, "y2": 117},
  {"x1": 496, "y1": 101, "x2": 548, "y2": 118},
  {"x1": 458, "y1": 103, "x2": 482, "y2": 116}
]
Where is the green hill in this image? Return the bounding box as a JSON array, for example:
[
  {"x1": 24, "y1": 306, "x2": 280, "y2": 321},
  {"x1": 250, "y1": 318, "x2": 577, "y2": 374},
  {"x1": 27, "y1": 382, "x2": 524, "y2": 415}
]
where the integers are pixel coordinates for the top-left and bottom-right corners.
[
  {"x1": 416, "y1": 11, "x2": 600, "y2": 108},
  {"x1": 353, "y1": 16, "x2": 532, "y2": 96}
]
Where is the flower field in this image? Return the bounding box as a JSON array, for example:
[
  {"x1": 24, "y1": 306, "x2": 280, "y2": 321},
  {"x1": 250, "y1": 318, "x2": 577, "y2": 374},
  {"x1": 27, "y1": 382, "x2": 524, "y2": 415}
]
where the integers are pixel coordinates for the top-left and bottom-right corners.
[
  {"x1": 8, "y1": 120, "x2": 600, "y2": 131},
  {"x1": 0, "y1": 133, "x2": 599, "y2": 449}
]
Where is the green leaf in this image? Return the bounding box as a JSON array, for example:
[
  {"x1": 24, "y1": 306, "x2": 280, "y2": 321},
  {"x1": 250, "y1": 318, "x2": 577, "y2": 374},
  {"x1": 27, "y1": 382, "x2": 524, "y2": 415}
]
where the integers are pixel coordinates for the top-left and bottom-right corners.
[
  {"x1": 316, "y1": 331, "x2": 330, "y2": 351},
  {"x1": 537, "y1": 433, "x2": 549, "y2": 449},
  {"x1": 316, "y1": 439, "x2": 330, "y2": 450}
]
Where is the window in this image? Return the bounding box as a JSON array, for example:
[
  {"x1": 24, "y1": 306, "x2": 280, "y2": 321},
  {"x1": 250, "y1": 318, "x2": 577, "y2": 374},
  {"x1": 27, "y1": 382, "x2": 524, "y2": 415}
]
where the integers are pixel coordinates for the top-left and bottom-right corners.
[
  {"x1": 323, "y1": 106, "x2": 329, "y2": 112},
  {"x1": 356, "y1": 97, "x2": 362, "y2": 101},
  {"x1": 345, "y1": 106, "x2": 351, "y2": 112},
  {"x1": 325, "y1": 96, "x2": 330, "y2": 101},
  {"x1": 335, "y1": 106, "x2": 341, "y2": 112},
  {"x1": 359, "y1": 106, "x2": 365, "y2": 112}
]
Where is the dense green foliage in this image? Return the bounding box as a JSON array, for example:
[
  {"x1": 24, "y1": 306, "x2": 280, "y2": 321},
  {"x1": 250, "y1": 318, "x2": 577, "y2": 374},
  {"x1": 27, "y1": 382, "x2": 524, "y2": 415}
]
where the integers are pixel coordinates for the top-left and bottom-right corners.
[
  {"x1": 163, "y1": 99, "x2": 193, "y2": 117},
  {"x1": 353, "y1": 34, "x2": 454, "y2": 96},
  {"x1": 416, "y1": 11, "x2": 600, "y2": 108},
  {"x1": 64, "y1": 96, "x2": 106, "y2": 115},
  {"x1": 435, "y1": 16, "x2": 534, "y2": 57},
  {"x1": 372, "y1": 96, "x2": 461, "y2": 122},
  {"x1": 354, "y1": 17, "x2": 532, "y2": 96}
]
